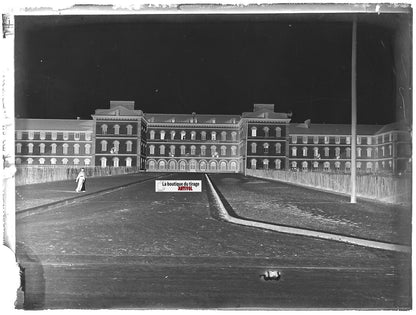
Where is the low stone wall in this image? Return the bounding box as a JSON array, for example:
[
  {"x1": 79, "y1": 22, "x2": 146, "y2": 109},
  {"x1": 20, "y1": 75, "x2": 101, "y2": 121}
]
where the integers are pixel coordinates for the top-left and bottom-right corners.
[
  {"x1": 15, "y1": 166, "x2": 142, "y2": 186},
  {"x1": 246, "y1": 169, "x2": 411, "y2": 204}
]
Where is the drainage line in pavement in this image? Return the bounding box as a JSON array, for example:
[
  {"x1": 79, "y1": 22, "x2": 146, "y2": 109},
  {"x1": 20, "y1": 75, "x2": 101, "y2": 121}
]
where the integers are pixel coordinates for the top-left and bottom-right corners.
[
  {"x1": 16, "y1": 174, "x2": 169, "y2": 218},
  {"x1": 205, "y1": 174, "x2": 411, "y2": 254}
]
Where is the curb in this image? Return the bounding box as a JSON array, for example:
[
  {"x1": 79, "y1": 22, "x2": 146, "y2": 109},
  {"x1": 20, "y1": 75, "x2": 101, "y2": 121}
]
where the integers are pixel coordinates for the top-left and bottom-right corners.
[
  {"x1": 205, "y1": 174, "x2": 411, "y2": 254},
  {"x1": 16, "y1": 174, "x2": 167, "y2": 218}
]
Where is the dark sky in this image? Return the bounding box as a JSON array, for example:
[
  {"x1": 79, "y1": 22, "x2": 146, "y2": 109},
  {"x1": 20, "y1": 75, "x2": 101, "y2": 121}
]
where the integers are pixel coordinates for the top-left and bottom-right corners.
[{"x1": 15, "y1": 13, "x2": 411, "y2": 124}]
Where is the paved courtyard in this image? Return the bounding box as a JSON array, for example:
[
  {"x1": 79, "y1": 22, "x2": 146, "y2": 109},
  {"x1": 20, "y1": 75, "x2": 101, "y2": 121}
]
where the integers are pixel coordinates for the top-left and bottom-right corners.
[{"x1": 16, "y1": 172, "x2": 411, "y2": 309}]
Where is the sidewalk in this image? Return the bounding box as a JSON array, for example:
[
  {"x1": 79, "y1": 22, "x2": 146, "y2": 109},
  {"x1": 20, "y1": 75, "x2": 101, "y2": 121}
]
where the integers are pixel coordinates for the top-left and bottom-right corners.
[{"x1": 16, "y1": 173, "x2": 164, "y2": 212}]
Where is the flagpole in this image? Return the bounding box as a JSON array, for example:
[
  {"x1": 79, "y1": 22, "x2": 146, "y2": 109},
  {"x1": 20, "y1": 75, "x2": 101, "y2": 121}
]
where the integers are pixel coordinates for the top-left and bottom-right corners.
[{"x1": 350, "y1": 16, "x2": 357, "y2": 203}]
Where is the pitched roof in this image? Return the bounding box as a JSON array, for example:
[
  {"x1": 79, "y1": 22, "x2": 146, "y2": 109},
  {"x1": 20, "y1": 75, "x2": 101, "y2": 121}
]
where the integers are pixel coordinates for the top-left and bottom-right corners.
[
  {"x1": 94, "y1": 105, "x2": 143, "y2": 116},
  {"x1": 374, "y1": 120, "x2": 411, "y2": 134},
  {"x1": 15, "y1": 118, "x2": 93, "y2": 131}
]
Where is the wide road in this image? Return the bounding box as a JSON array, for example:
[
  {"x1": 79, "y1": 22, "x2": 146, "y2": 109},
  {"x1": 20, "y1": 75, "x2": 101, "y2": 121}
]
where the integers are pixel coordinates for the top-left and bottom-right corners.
[{"x1": 16, "y1": 173, "x2": 411, "y2": 309}]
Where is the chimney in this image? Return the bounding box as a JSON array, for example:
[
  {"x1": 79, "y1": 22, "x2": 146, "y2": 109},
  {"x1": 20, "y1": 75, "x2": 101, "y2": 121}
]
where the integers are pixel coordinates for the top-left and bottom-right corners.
[{"x1": 304, "y1": 119, "x2": 311, "y2": 128}]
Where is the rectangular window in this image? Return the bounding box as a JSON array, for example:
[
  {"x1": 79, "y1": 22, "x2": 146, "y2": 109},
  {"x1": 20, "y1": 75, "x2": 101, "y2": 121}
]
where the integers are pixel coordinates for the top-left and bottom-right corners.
[
  {"x1": 74, "y1": 132, "x2": 80, "y2": 140},
  {"x1": 52, "y1": 132, "x2": 57, "y2": 140},
  {"x1": 346, "y1": 136, "x2": 351, "y2": 145},
  {"x1": 335, "y1": 136, "x2": 340, "y2": 144},
  {"x1": 302, "y1": 136, "x2": 308, "y2": 144},
  {"x1": 292, "y1": 136, "x2": 297, "y2": 144},
  {"x1": 40, "y1": 131, "x2": 46, "y2": 140},
  {"x1": 324, "y1": 136, "x2": 329, "y2": 144},
  {"x1": 63, "y1": 132, "x2": 69, "y2": 140},
  {"x1": 313, "y1": 136, "x2": 319, "y2": 144},
  {"x1": 28, "y1": 131, "x2": 34, "y2": 140},
  {"x1": 16, "y1": 131, "x2": 22, "y2": 140},
  {"x1": 85, "y1": 133, "x2": 91, "y2": 141},
  {"x1": 367, "y1": 137, "x2": 372, "y2": 145}
]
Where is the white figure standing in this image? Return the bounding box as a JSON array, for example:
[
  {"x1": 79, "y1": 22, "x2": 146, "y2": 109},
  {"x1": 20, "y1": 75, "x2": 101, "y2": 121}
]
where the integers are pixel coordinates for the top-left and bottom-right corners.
[{"x1": 75, "y1": 168, "x2": 86, "y2": 192}]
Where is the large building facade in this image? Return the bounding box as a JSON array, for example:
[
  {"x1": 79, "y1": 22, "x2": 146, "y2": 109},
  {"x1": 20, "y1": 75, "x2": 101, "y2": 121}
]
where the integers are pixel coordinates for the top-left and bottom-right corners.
[{"x1": 15, "y1": 100, "x2": 412, "y2": 174}]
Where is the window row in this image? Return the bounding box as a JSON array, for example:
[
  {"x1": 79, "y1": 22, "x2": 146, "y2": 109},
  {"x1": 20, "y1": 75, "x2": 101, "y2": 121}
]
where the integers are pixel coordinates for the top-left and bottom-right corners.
[
  {"x1": 250, "y1": 142, "x2": 282, "y2": 154},
  {"x1": 148, "y1": 159, "x2": 239, "y2": 172},
  {"x1": 16, "y1": 143, "x2": 91, "y2": 155},
  {"x1": 250, "y1": 127, "x2": 282, "y2": 138},
  {"x1": 290, "y1": 134, "x2": 395, "y2": 145},
  {"x1": 100, "y1": 140, "x2": 133, "y2": 152},
  {"x1": 16, "y1": 157, "x2": 91, "y2": 165},
  {"x1": 289, "y1": 160, "x2": 392, "y2": 172},
  {"x1": 149, "y1": 145, "x2": 238, "y2": 157},
  {"x1": 250, "y1": 158, "x2": 282, "y2": 170},
  {"x1": 16, "y1": 131, "x2": 92, "y2": 141},
  {"x1": 99, "y1": 157, "x2": 133, "y2": 167},
  {"x1": 291, "y1": 146, "x2": 393, "y2": 158},
  {"x1": 149, "y1": 130, "x2": 238, "y2": 141},
  {"x1": 100, "y1": 124, "x2": 134, "y2": 135}
]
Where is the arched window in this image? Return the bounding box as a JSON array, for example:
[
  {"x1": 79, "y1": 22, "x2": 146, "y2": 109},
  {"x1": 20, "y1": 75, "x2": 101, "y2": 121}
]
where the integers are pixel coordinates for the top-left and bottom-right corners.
[
  {"x1": 85, "y1": 144, "x2": 91, "y2": 154},
  {"x1": 100, "y1": 157, "x2": 107, "y2": 167},
  {"x1": 191, "y1": 145, "x2": 196, "y2": 155},
  {"x1": 263, "y1": 127, "x2": 269, "y2": 138},
  {"x1": 149, "y1": 145, "x2": 155, "y2": 155},
  {"x1": 150, "y1": 130, "x2": 155, "y2": 140},
  {"x1": 27, "y1": 158, "x2": 34, "y2": 165},
  {"x1": 28, "y1": 143, "x2": 34, "y2": 154},
  {"x1": 366, "y1": 147, "x2": 372, "y2": 158},
  {"x1": 101, "y1": 124, "x2": 108, "y2": 134},
  {"x1": 335, "y1": 147, "x2": 341, "y2": 158},
  {"x1": 16, "y1": 143, "x2": 22, "y2": 154},
  {"x1": 209, "y1": 161, "x2": 217, "y2": 171},
  {"x1": 168, "y1": 160, "x2": 176, "y2": 170},
  {"x1": 263, "y1": 159, "x2": 269, "y2": 170},
  {"x1": 191, "y1": 131, "x2": 196, "y2": 140},
  {"x1": 169, "y1": 145, "x2": 175, "y2": 156},
  {"x1": 335, "y1": 161, "x2": 341, "y2": 170},
  {"x1": 160, "y1": 130, "x2": 165, "y2": 140},
  {"x1": 179, "y1": 160, "x2": 186, "y2": 171},
  {"x1": 366, "y1": 162, "x2": 373, "y2": 172},
  {"x1": 302, "y1": 161, "x2": 308, "y2": 171},
  {"x1": 221, "y1": 146, "x2": 226, "y2": 156},
  {"x1": 126, "y1": 125, "x2": 133, "y2": 135},
  {"x1": 251, "y1": 143, "x2": 257, "y2": 154},
  {"x1": 181, "y1": 130, "x2": 186, "y2": 140},
  {"x1": 231, "y1": 132, "x2": 237, "y2": 141},
  {"x1": 50, "y1": 158, "x2": 57, "y2": 165},
  {"x1": 190, "y1": 160, "x2": 197, "y2": 171},
  {"x1": 324, "y1": 147, "x2": 330, "y2": 157},
  {"x1": 357, "y1": 147, "x2": 362, "y2": 157},
  {"x1": 180, "y1": 145, "x2": 186, "y2": 155},
  {"x1": 302, "y1": 147, "x2": 307, "y2": 157},
  {"x1": 62, "y1": 158, "x2": 68, "y2": 165},
  {"x1": 291, "y1": 161, "x2": 297, "y2": 169},
  {"x1": 220, "y1": 161, "x2": 227, "y2": 171},
  {"x1": 100, "y1": 140, "x2": 107, "y2": 152},
  {"x1": 112, "y1": 141, "x2": 120, "y2": 153},
  {"x1": 388, "y1": 145, "x2": 392, "y2": 156},
  {"x1": 251, "y1": 127, "x2": 257, "y2": 137},
  {"x1": 251, "y1": 159, "x2": 257, "y2": 169},
  {"x1": 113, "y1": 157, "x2": 119, "y2": 167},
  {"x1": 313, "y1": 161, "x2": 319, "y2": 169},
  {"x1": 274, "y1": 159, "x2": 281, "y2": 170},
  {"x1": 84, "y1": 158, "x2": 91, "y2": 166},
  {"x1": 230, "y1": 161, "x2": 238, "y2": 171},
  {"x1": 148, "y1": 160, "x2": 156, "y2": 170},
  {"x1": 158, "y1": 160, "x2": 166, "y2": 170},
  {"x1": 201, "y1": 145, "x2": 206, "y2": 156},
  {"x1": 211, "y1": 145, "x2": 217, "y2": 157},
  {"x1": 313, "y1": 147, "x2": 319, "y2": 158},
  {"x1": 381, "y1": 146, "x2": 386, "y2": 156},
  {"x1": 324, "y1": 161, "x2": 330, "y2": 171},
  {"x1": 211, "y1": 132, "x2": 216, "y2": 141},
  {"x1": 74, "y1": 144, "x2": 80, "y2": 155},
  {"x1": 73, "y1": 158, "x2": 80, "y2": 165},
  {"x1": 126, "y1": 141, "x2": 133, "y2": 152},
  {"x1": 159, "y1": 145, "x2": 165, "y2": 155},
  {"x1": 231, "y1": 146, "x2": 237, "y2": 156},
  {"x1": 263, "y1": 143, "x2": 269, "y2": 154},
  {"x1": 345, "y1": 161, "x2": 351, "y2": 172},
  {"x1": 113, "y1": 125, "x2": 120, "y2": 135},
  {"x1": 201, "y1": 131, "x2": 206, "y2": 141},
  {"x1": 63, "y1": 143, "x2": 69, "y2": 155},
  {"x1": 275, "y1": 127, "x2": 281, "y2": 138},
  {"x1": 302, "y1": 136, "x2": 308, "y2": 144},
  {"x1": 346, "y1": 147, "x2": 351, "y2": 158},
  {"x1": 275, "y1": 143, "x2": 281, "y2": 154},
  {"x1": 221, "y1": 131, "x2": 227, "y2": 141},
  {"x1": 39, "y1": 158, "x2": 45, "y2": 165},
  {"x1": 291, "y1": 147, "x2": 297, "y2": 157},
  {"x1": 357, "y1": 162, "x2": 362, "y2": 170},
  {"x1": 199, "y1": 160, "x2": 207, "y2": 171}
]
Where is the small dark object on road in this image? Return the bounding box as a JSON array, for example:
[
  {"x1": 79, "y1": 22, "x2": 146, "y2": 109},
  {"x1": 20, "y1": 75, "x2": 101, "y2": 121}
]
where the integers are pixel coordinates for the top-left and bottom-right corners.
[{"x1": 260, "y1": 270, "x2": 281, "y2": 281}]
